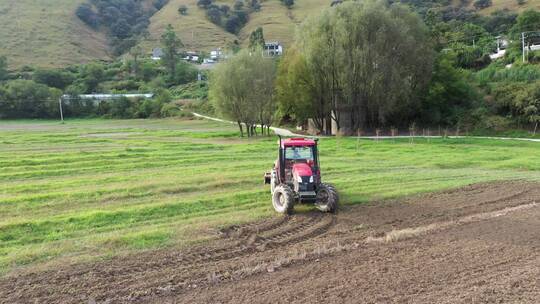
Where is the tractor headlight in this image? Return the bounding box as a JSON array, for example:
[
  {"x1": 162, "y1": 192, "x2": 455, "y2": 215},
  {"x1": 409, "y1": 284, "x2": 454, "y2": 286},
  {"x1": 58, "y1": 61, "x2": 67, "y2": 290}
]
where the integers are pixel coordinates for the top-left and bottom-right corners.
[
  {"x1": 297, "y1": 175, "x2": 303, "y2": 183},
  {"x1": 309, "y1": 176, "x2": 314, "y2": 183}
]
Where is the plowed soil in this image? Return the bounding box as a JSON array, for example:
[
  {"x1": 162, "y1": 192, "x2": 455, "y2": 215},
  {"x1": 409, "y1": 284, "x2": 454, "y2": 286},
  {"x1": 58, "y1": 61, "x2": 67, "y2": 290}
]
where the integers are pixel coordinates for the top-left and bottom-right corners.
[{"x1": 2, "y1": 181, "x2": 539, "y2": 304}]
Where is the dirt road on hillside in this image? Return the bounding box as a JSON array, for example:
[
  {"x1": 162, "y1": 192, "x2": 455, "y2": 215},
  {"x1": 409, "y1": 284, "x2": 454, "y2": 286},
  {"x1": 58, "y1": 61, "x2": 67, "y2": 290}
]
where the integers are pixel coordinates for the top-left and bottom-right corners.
[{"x1": 1, "y1": 181, "x2": 539, "y2": 303}]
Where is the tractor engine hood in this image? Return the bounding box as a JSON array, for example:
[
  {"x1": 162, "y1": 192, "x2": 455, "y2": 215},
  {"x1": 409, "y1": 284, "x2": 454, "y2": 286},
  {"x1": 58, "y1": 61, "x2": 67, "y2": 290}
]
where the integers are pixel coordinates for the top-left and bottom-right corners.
[{"x1": 292, "y1": 163, "x2": 313, "y2": 177}]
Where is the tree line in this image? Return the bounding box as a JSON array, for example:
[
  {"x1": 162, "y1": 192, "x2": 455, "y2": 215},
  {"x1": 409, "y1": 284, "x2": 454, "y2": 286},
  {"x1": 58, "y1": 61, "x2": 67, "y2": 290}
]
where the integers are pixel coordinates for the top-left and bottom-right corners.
[
  {"x1": 209, "y1": 0, "x2": 540, "y2": 136},
  {"x1": 0, "y1": 27, "x2": 200, "y2": 120}
]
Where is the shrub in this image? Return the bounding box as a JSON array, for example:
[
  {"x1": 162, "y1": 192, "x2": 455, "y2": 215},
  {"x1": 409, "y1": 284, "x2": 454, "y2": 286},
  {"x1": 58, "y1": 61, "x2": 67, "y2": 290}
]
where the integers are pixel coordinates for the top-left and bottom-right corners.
[
  {"x1": 473, "y1": 0, "x2": 492, "y2": 9},
  {"x1": 197, "y1": 0, "x2": 212, "y2": 8},
  {"x1": 33, "y1": 69, "x2": 75, "y2": 90},
  {"x1": 234, "y1": 1, "x2": 244, "y2": 10},
  {"x1": 178, "y1": 5, "x2": 188, "y2": 15},
  {"x1": 160, "y1": 103, "x2": 183, "y2": 117},
  {"x1": 206, "y1": 7, "x2": 222, "y2": 25},
  {"x1": 0, "y1": 80, "x2": 60, "y2": 118},
  {"x1": 153, "y1": 0, "x2": 169, "y2": 10},
  {"x1": 76, "y1": 4, "x2": 99, "y2": 28},
  {"x1": 281, "y1": 0, "x2": 294, "y2": 8}
]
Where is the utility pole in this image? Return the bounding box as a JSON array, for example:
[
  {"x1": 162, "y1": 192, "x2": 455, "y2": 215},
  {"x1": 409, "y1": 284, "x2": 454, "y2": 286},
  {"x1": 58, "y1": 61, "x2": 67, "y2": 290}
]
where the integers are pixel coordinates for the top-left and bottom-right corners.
[
  {"x1": 522, "y1": 32, "x2": 526, "y2": 63},
  {"x1": 58, "y1": 97, "x2": 64, "y2": 123}
]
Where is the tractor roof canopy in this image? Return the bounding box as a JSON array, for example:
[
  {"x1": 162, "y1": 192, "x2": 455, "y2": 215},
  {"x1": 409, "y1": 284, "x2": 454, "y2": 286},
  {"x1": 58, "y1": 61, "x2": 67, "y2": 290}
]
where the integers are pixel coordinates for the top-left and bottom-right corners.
[{"x1": 281, "y1": 138, "x2": 316, "y2": 147}]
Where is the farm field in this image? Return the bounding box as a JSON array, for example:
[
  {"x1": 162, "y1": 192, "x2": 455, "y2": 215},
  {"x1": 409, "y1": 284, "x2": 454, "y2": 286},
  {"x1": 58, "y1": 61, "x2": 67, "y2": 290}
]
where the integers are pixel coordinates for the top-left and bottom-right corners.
[{"x1": 1, "y1": 118, "x2": 540, "y2": 303}]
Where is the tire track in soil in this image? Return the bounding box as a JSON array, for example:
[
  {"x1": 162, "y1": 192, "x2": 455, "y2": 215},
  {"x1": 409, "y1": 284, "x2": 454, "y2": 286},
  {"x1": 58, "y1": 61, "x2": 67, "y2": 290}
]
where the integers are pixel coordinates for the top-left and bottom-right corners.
[
  {"x1": 104, "y1": 214, "x2": 336, "y2": 302},
  {"x1": 129, "y1": 215, "x2": 337, "y2": 302},
  {"x1": 2, "y1": 181, "x2": 540, "y2": 304}
]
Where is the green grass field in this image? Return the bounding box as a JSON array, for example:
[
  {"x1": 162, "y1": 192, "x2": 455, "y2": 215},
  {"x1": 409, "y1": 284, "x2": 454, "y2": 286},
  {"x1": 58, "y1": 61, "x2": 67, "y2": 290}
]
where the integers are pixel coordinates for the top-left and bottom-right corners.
[{"x1": 1, "y1": 118, "x2": 540, "y2": 276}]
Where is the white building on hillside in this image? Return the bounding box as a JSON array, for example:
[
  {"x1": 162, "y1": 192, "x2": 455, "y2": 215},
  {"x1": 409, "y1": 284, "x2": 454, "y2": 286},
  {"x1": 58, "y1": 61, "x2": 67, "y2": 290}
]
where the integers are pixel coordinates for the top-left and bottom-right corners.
[
  {"x1": 210, "y1": 48, "x2": 225, "y2": 60},
  {"x1": 263, "y1": 42, "x2": 283, "y2": 57},
  {"x1": 490, "y1": 37, "x2": 508, "y2": 60},
  {"x1": 151, "y1": 48, "x2": 164, "y2": 60}
]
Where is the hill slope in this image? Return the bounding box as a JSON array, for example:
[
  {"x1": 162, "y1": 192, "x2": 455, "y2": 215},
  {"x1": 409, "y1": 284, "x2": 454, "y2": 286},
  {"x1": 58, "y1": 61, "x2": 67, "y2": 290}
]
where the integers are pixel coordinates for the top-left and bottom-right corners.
[
  {"x1": 0, "y1": 0, "x2": 110, "y2": 69},
  {"x1": 1, "y1": 0, "x2": 539, "y2": 68},
  {"x1": 475, "y1": 0, "x2": 540, "y2": 15}
]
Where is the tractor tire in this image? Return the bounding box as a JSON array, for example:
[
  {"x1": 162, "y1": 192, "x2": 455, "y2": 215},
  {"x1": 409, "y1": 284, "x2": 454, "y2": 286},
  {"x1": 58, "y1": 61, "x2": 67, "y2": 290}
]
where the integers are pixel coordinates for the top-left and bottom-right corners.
[
  {"x1": 315, "y1": 183, "x2": 339, "y2": 213},
  {"x1": 272, "y1": 184, "x2": 294, "y2": 214}
]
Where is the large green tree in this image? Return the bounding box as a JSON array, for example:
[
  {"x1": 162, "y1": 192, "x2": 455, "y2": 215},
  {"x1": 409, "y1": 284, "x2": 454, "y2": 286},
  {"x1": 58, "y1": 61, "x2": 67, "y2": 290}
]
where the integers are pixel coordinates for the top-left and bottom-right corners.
[
  {"x1": 280, "y1": 0, "x2": 434, "y2": 132},
  {"x1": 510, "y1": 9, "x2": 540, "y2": 36},
  {"x1": 248, "y1": 27, "x2": 265, "y2": 50},
  {"x1": 210, "y1": 49, "x2": 277, "y2": 136},
  {"x1": 161, "y1": 24, "x2": 184, "y2": 79},
  {"x1": 0, "y1": 80, "x2": 61, "y2": 118},
  {"x1": 276, "y1": 47, "x2": 331, "y2": 132}
]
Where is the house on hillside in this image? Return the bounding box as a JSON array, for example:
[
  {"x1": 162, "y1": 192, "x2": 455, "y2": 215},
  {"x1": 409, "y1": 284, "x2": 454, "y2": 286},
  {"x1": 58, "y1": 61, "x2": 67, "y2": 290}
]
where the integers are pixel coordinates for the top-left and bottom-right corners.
[
  {"x1": 490, "y1": 36, "x2": 508, "y2": 60},
  {"x1": 183, "y1": 51, "x2": 199, "y2": 62},
  {"x1": 210, "y1": 48, "x2": 225, "y2": 60},
  {"x1": 151, "y1": 48, "x2": 164, "y2": 60},
  {"x1": 528, "y1": 34, "x2": 540, "y2": 51},
  {"x1": 263, "y1": 42, "x2": 283, "y2": 57}
]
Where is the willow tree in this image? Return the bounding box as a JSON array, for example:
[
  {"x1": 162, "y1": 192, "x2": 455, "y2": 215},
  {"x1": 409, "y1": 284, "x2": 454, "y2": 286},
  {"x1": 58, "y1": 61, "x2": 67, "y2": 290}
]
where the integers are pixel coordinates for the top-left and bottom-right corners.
[
  {"x1": 209, "y1": 49, "x2": 277, "y2": 137},
  {"x1": 281, "y1": 0, "x2": 433, "y2": 132},
  {"x1": 276, "y1": 47, "x2": 331, "y2": 133}
]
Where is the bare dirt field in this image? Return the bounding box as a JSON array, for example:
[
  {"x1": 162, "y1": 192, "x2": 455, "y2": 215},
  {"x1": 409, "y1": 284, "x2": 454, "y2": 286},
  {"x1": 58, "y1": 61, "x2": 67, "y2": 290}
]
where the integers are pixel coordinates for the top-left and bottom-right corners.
[{"x1": 1, "y1": 181, "x2": 539, "y2": 304}]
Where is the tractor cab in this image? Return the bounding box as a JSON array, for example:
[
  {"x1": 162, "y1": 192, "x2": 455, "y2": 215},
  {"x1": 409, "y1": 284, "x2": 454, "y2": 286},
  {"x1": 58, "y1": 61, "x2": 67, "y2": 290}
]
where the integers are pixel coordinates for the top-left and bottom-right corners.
[
  {"x1": 265, "y1": 136, "x2": 338, "y2": 214},
  {"x1": 279, "y1": 138, "x2": 319, "y2": 186}
]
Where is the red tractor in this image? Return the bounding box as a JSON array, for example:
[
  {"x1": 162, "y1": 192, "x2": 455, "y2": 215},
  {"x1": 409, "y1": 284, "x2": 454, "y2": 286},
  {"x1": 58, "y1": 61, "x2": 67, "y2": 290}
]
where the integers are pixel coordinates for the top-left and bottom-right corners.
[{"x1": 264, "y1": 136, "x2": 338, "y2": 214}]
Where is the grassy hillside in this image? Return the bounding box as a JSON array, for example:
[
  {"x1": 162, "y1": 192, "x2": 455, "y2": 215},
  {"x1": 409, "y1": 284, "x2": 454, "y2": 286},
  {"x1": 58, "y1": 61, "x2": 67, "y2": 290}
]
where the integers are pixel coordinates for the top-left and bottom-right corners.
[
  {"x1": 1, "y1": 118, "x2": 540, "y2": 276},
  {"x1": 142, "y1": 0, "x2": 237, "y2": 52},
  {"x1": 0, "y1": 0, "x2": 110, "y2": 69},
  {"x1": 1, "y1": 0, "x2": 538, "y2": 68},
  {"x1": 142, "y1": 0, "x2": 332, "y2": 52},
  {"x1": 474, "y1": 0, "x2": 540, "y2": 15}
]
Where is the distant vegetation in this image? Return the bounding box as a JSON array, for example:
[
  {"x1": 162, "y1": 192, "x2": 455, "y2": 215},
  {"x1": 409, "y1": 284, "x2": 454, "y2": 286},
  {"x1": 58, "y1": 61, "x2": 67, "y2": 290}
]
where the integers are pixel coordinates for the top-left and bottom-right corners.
[
  {"x1": 0, "y1": 28, "x2": 198, "y2": 120},
  {"x1": 1, "y1": 1, "x2": 539, "y2": 136},
  {"x1": 76, "y1": 0, "x2": 169, "y2": 55},
  {"x1": 197, "y1": 0, "x2": 255, "y2": 34}
]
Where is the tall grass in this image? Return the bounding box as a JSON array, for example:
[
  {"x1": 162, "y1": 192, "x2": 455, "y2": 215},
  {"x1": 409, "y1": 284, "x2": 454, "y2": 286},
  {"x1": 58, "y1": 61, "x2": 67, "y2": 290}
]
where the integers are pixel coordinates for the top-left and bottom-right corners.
[{"x1": 476, "y1": 63, "x2": 540, "y2": 84}]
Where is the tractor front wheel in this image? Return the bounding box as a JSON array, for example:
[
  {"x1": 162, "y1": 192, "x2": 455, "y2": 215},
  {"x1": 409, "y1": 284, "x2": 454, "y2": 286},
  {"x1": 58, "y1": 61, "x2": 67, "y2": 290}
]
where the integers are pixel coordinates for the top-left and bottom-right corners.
[
  {"x1": 272, "y1": 184, "x2": 294, "y2": 214},
  {"x1": 315, "y1": 183, "x2": 339, "y2": 213}
]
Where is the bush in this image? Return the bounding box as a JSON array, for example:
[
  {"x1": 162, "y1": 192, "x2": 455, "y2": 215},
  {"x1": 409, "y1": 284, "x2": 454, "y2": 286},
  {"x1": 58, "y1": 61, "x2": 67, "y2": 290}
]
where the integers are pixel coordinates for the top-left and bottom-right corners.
[
  {"x1": 33, "y1": 69, "x2": 75, "y2": 90},
  {"x1": 419, "y1": 54, "x2": 479, "y2": 126},
  {"x1": 171, "y1": 62, "x2": 198, "y2": 86},
  {"x1": 110, "y1": 97, "x2": 133, "y2": 118},
  {"x1": 171, "y1": 82, "x2": 209, "y2": 99},
  {"x1": 234, "y1": 1, "x2": 244, "y2": 10},
  {"x1": 153, "y1": 0, "x2": 169, "y2": 10},
  {"x1": 178, "y1": 5, "x2": 188, "y2": 15},
  {"x1": 0, "y1": 80, "x2": 60, "y2": 118},
  {"x1": 160, "y1": 103, "x2": 183, "y2": 117},
  {"x1": 473, "y1": 0, "x2": 492, "y2": 9},
  {"x1": 281, "y1": 0, "x2": 294, "y2": 8},
  {"x1": 197, "y1": 0, "x2": 212, "y2": 8},
  {"x1": 206, "y1": 7, "x2": 222, "y2": 25},
  {"x1": 76, "y1": 4, "x2": 99, "y2": 28}
]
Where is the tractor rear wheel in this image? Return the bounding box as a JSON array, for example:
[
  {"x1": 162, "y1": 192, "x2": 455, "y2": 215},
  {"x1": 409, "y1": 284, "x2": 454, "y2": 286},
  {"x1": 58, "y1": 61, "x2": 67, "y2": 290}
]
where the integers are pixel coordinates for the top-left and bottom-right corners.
[
  {"x1": 272, "y1": 184, "x2": 294, "y2": 214},
  {"x1": 315, "y1": 183, "x2": 338, "y2": 213}
]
